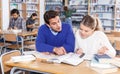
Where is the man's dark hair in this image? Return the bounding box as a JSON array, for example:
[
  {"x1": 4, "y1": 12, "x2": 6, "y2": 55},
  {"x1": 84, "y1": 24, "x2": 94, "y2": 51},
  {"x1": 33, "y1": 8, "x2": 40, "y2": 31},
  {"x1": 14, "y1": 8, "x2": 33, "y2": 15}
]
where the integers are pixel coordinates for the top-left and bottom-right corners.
[
  {"x1": 44, "y1": 10, "x2": 59, "y2": 24},
  {"x1": 30, "y1": 13, "x2": 37, "y2": 18},
  {"x1": 10, "y1": 9, "x2": 20, "y2": 15}
]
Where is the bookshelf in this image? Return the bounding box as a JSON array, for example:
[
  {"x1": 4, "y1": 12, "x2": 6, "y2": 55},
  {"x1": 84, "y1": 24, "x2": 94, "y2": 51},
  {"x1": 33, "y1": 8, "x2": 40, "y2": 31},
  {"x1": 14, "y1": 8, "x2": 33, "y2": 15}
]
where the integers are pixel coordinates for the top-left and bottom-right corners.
[
  {"x1": 115, "y1": 0, "x2": 120, "y2": 30},
  {"x1": 0, "y1": 1, "x2": 2, "y2": 29},
  {"x1": 68, "y1": 0, "x2": 120, "y2": 31},
  {"x1": 25, "y1": 0, "x2": 40, "y2": 25},
  {"x1": 69, "y1": 0, "x2": 89, "y2": 28},
  {"x1": 45, "y1": 0, "x2": 63, "y2": 11},
  {"x1": 45, "y1": 0, "x2": 64, "y2": 18},
  {"x1": 9, "y1": 0, "x2": 40, "y2": 26},
  {"x1": 90, "y1": 0, "x2": 115, "y2": 31}
]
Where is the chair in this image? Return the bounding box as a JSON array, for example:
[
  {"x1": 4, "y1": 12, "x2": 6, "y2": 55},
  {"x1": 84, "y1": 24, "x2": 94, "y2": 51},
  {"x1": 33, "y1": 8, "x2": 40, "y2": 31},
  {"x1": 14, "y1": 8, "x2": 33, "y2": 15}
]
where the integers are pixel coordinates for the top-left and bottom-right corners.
[
  {"x1": 115, "y1": 40, "x2": 120, "y2": 55},
  {"x1": 106, "y1": 34, "x2": 115, "y2": 45},
  {"x1": 115, "y1": 40, "x2": 120, "y2": 50},
  {"x1": 0, "y1": 42, "x2": 5, "y2": 55},
  {"x1": 3, "y1": 32, "x2": 23, "y2": 53},
  {"x1": 17, "y1": 36, "x2": 35, "y2": 51},
  {"x1": 0, "y1": 37, "x2": 9, "y2": 55},
  {"x1": 24, "y1": 44, "x2": 36, "y2": 51},
  {"x1": 1, "y1": 50, "x2": 48, "y2": 74},
  {"x1": 22, "y1": 33, "x2": 36, "y2": 51},
  {"x1": 0, "y1": 50, "x2": 21, "y2": 74},
  {"x1": 3, "y1": 31, "x2": 36, "y2": 54}
]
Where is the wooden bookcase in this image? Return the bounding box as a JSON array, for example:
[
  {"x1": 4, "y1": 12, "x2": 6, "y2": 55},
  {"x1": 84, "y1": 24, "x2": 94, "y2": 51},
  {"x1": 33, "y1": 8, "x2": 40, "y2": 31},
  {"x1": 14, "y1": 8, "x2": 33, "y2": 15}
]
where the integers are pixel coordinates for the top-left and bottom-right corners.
[
  {"x1": 68, "y1": 0, "x2": 120, "y2": 31},
  {"x1": 115, "y1": 0, "x2": 120, "y2": 30},
  {"x1": 90, "y1": 0, "x2": 115, "y2": 31},
  {"x1": 69, "y1": 0, "x2": 90, "y2": 28},
  {"x1": 0, "y1": 1, "x2": 2, "y2": 29},
  {"x1": 9, "y1": 0, "x2": 40, "y2": 26},
  {"x1": 45, "y1": 0, "x2": 63, "y2": 16},
  {"x1": 90, "y1": 0, "x2": 120, "y2": 31}
]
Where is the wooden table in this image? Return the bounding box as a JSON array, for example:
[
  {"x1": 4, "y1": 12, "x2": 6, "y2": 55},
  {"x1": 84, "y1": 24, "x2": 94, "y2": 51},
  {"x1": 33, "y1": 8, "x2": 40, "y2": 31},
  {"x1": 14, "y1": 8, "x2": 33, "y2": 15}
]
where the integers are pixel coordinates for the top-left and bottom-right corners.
[
  {"x1": 6, "y1": 59, "x2": 120, "y2": 74},
  {"x1": 18, "y1": 31, "x2": 37, "y2": 37}
]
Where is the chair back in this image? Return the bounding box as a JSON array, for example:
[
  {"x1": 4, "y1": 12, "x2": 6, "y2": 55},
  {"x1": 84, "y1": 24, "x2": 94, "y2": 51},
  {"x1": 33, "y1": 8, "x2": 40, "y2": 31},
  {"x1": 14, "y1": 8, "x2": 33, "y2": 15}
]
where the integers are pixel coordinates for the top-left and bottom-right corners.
[
  {"x1": 0, "y1": 50, "x2": 21, "y2": 74},
  {"x1": 4, "y1": 33, "x2": 17, "y2": 42},
  {"x1": 111, "y1": 31, "x2": 120, "y2": 37},
  {"x1": 115, "y1": 40, "x2": 120, "y2": 50}
]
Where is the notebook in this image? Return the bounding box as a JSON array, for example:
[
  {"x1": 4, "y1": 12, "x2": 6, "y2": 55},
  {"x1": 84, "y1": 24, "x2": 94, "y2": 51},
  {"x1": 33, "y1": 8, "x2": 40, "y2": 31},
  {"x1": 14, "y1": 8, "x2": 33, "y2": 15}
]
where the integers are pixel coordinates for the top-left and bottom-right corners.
[
  {"x1": 94, "y1": 54, "x2": 112, "y2": 63},
  {"x1": 11, "y1": 54, "x2": 36, "y2": 62}
]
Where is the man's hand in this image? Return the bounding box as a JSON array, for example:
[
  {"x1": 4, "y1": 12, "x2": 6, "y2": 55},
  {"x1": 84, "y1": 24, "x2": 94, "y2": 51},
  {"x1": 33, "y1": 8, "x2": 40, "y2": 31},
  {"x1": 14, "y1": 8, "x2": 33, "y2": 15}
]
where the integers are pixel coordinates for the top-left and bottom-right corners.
[{"x1": 53, "y1": 47, "x2": 66, "y2": 55}]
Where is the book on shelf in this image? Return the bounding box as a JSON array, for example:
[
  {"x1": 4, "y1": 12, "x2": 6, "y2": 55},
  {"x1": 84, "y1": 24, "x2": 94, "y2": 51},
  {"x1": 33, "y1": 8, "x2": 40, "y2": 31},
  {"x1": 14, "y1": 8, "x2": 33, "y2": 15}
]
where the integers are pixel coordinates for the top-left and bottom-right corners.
[
  {"x1": 10, "y1": 3, "x2": 22, "y2": 10},
  {"x1": 116, "y1": 0, "x2": 120, "y2": 4},
  {"x1": 69, "y1": 0, "x2": 88, "y2": 5},
  {"x1": 94, "y1": 54, "x2": 112, "y2": 63},
  {"x1": 97, "y1": 0, "x2": 113, "y2": 4},
  {"x1": 26, "y1": 0, "x2": 38, "y2": 4},
  {"x1": 10, "y1": 0, "x2": 23, "y2": 2},
  {"x1": 116, "y1": 21, "x2": 120, "y2": 27},
  {"x1": 23, "y1": 51, "x2": 84, "y2": 66},
  {"x1": 26, "y1": 5, "x2": 38, "y2": 11}
]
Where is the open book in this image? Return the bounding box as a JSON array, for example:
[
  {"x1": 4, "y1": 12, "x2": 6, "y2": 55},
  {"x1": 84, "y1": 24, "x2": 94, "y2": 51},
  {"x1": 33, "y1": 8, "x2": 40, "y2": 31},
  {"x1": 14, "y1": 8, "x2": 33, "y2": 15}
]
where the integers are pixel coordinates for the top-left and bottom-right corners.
[
  {"x1": 23, "y1": 51, "x2": 84, "y2": 66},
  {"x1": 48, "y1": 52, "x2": 84, "y2": 66}
]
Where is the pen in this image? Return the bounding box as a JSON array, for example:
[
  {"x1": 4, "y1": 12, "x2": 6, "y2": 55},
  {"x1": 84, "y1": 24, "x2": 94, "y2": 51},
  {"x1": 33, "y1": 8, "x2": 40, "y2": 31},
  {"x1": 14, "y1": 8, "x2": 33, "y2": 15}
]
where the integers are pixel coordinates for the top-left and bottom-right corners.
[{"x1": 80, "y1": 53, "x2": 85, "y2": 58}]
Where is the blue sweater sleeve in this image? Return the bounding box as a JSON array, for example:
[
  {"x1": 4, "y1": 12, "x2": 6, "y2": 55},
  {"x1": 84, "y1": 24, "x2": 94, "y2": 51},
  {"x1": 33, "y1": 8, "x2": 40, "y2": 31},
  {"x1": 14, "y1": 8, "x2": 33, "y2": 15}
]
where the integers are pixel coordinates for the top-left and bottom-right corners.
[
  {"x1": 35, "y1": 27, "x2": 54, "y2": 52},
  {"x1": 63, "y1": 25, "x2": 75, "y2": 52}
]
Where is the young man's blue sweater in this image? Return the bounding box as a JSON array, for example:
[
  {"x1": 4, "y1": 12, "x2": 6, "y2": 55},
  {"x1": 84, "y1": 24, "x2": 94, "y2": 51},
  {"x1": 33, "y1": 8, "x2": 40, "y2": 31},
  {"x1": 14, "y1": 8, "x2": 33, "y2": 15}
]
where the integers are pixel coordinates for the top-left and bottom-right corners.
[{"x1": 36, "y1": 23, "x2": 75, "y2": 53}]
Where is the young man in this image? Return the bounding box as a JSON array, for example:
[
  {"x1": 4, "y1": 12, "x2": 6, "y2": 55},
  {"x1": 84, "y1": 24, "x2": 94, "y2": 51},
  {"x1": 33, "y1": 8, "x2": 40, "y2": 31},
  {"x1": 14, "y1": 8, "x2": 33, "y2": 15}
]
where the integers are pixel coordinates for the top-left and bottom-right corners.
[
  {"x1": 8, "y1": 9, "x2": 26, "y2": 31},
  {"x1": 8, "y1": 9, "x2": 26, "y2": 43},
  {"x1": 36, "y1": 10, "x2": 75, "y2": 55}
]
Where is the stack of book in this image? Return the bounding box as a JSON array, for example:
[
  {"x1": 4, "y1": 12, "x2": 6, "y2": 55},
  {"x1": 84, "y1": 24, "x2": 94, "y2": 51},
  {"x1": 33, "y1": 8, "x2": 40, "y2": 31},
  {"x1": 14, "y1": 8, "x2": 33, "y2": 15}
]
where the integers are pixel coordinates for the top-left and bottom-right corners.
[
  {"x1": 90, "y1": 54, "x2": 118, "y2": 74},
  {"x1": 94, "y1": 54, "x2": 112, "y2": 63},
  {"x1": 111, "y1": 57, "x2": 120, "y2": 67}
]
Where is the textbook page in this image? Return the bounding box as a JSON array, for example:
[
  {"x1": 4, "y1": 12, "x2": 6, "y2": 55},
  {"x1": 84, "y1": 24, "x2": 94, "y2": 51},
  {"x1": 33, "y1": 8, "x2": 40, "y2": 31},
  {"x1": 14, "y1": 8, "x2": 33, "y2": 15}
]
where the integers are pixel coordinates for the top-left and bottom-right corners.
[
  {"x1": 62, "y1": 53, "x2": 84, "y2": 66},
  {"x1": 23, "y1": 51, "x2": 84, "y2": 65}
]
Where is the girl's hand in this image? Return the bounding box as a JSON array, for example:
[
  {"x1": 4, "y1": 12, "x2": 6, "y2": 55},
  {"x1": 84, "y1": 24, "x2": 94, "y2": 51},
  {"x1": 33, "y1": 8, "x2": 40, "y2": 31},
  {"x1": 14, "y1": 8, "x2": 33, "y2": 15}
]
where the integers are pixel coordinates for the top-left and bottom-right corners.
[
  {"x1": 98, "y1": 46, "x2": 109, "y2": 55},
  {"x1": 76, "y1": 48, "x2": 83, "y2": 55}
]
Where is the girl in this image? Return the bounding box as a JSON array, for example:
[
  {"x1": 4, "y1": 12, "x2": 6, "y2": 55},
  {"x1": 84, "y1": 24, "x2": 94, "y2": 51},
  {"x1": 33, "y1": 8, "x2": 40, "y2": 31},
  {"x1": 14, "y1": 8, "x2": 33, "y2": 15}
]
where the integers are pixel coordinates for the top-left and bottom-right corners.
[
  {"x1": 75, "y1": 15, "x2": 116, "y2": 60},
  {"x1": 26, "y1": 13, "x2": 37, "y2": 31}
]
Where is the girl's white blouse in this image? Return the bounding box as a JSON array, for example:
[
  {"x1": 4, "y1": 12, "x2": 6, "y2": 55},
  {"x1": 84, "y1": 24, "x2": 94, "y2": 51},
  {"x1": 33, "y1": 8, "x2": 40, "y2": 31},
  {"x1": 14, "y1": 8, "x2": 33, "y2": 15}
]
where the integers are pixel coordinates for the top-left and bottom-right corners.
[{"x1": 75, "y1": 30, "x2": 116, "y2": 60}]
